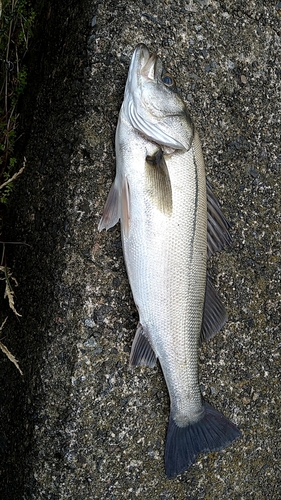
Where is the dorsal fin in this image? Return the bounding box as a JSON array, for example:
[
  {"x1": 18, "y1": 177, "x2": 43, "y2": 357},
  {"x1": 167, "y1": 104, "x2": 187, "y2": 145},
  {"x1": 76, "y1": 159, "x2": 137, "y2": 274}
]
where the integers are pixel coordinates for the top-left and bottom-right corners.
[
  {"x1": 201, "y1": 276, "x2": 228, "y2": 342},
  {"x1": 207, "y1": 179, "x2": 232, "y2": 258}
]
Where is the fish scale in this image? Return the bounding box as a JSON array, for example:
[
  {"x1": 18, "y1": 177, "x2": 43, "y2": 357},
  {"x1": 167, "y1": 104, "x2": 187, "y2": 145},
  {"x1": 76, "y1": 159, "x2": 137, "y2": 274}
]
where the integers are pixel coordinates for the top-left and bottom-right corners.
[{"x1": 99, "y1": 43, "x2": 241, "y2": 478}]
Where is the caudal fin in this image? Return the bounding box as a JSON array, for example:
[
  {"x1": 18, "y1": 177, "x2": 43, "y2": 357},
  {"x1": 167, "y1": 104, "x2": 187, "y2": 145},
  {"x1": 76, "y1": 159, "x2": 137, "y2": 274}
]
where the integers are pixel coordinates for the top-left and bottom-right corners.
[{"x1": 165, "y1": 401, "x2": 241, "y2": 478}]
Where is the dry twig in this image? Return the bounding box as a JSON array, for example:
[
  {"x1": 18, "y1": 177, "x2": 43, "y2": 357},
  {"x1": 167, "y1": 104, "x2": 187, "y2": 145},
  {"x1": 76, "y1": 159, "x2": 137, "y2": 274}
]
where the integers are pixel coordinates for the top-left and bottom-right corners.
[{"x1": 0, "y1": 317, "x2": 23, "y2": 375}]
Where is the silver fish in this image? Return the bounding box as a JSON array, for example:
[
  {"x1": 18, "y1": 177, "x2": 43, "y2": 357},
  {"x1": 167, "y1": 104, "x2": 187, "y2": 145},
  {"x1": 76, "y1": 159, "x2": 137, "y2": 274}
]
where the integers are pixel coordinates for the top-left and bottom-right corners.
[{"x1": 98, "y1": 44, "x2": 241, "y2": 478}]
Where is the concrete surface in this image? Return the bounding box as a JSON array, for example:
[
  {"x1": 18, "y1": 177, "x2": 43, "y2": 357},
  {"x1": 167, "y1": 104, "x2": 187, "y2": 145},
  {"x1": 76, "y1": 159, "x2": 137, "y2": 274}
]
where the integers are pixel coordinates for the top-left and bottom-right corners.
[{"x1": 0, "y1": 0, "x2": 280, "y2": 498}]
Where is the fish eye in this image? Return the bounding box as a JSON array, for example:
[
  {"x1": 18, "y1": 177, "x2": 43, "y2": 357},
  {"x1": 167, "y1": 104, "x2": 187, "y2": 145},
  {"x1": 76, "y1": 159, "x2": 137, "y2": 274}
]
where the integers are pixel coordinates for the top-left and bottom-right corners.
[{"x1": 162, "y1": 73, "x2": 175, "y2": 87}]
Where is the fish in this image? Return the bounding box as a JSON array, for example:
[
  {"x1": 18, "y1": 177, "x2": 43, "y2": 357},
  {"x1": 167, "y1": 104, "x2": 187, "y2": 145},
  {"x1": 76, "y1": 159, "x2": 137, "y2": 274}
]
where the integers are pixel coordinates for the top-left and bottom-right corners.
[{"x1": 98, "y1": 43, "x2": 241, "y2": 478}]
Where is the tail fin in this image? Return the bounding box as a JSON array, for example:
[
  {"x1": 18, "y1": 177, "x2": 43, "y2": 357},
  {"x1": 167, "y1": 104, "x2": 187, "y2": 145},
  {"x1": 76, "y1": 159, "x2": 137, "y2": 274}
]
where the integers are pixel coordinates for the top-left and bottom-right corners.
[{"x1": 165, "y1": 401, "x2": 241, "y2": 478}]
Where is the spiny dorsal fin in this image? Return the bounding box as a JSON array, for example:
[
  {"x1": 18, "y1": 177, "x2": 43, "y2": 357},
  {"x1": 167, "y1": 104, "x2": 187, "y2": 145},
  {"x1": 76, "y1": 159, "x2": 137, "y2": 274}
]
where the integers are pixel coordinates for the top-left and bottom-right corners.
[
  {"x1": 201, "y1": 276, "x2": 228, "y2": 342},
  {"x1": 130, "y1": 323, "x2": 157, "y2": 368},
  {"x1": 145, "y1": 149, "x2": 172, "y2": 216},
  {"x1": 207, "y1": 179, "x2": 232, "y2": 258}
]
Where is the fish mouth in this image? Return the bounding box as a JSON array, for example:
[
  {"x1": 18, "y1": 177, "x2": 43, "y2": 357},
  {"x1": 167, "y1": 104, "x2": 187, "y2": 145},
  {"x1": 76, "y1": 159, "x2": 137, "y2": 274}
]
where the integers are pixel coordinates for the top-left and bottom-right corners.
[
  {"x1": 131, "y1": 44, "x2": 158, "y2": 83},
  {"x1": 139, "y1": 45, "x2": 157, "y2": 81}
]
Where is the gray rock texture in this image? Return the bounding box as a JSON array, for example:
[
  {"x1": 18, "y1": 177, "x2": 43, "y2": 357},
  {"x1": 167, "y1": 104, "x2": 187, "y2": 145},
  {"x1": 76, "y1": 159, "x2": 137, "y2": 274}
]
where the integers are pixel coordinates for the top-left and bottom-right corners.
[{"x1": 0, "y1": 0, "x2": 280, "y2": 498}]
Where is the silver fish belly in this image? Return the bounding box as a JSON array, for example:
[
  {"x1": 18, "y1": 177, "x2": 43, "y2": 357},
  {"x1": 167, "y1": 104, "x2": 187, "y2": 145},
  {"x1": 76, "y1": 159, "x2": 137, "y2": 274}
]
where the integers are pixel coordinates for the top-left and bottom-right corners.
[{"x1": 99, "y1": 43, "x2": 241, "y2": 478}]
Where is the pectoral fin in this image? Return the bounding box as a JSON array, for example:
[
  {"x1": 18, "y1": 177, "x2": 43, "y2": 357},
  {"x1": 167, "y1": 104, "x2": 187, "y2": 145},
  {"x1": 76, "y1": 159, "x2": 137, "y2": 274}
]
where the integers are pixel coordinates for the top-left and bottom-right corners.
[
  {"x1": 145, "y1": 150, "x2": 172, "y2": 216},
  {"x1": 121, "y1": 177, "x2": 130, "y2": 237},
  {"x1": 130, "y1": 323, "x2": 157, "y2": 368},
  {"x1": 98, "y1": 178, "x2": 121, "y2": 232}
]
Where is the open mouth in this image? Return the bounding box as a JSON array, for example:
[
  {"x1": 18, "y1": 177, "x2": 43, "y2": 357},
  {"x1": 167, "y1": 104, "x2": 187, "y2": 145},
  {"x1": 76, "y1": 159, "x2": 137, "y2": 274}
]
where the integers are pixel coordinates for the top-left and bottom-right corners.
[
  {"x1": 140, "y1": 52, "x2": 157, "y2": 81},
  {"x1": 134, "y1": 44, "x2": 157, "y2": 81}
]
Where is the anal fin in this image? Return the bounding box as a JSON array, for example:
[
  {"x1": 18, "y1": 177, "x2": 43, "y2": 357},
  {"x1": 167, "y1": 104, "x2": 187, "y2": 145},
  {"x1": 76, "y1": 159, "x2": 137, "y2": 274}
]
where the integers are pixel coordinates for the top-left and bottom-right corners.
[{"x1": 129, "y1": 323, "x2": 157, "y2": 368}]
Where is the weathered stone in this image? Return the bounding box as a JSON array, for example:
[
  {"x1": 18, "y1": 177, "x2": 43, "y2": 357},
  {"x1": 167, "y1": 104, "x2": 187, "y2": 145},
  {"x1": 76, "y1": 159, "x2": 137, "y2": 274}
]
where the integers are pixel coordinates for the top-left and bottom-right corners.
[{"x1": 0, "y1": 0, "x2": 280, "y2": 498}]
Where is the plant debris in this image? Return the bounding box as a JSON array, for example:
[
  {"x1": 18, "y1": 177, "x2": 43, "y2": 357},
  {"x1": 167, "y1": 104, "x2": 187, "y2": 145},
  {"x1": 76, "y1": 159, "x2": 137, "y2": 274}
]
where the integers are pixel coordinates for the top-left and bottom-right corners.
[{"x1": 0, "y1": 317, "x2": 23, "y2": 375}]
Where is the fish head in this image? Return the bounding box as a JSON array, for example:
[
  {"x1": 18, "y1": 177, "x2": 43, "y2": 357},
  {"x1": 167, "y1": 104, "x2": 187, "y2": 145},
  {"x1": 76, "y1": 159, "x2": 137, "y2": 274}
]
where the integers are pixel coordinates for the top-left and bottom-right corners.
[{"x1": 122, "y1": 44, "x2": 194, "y2": 151}]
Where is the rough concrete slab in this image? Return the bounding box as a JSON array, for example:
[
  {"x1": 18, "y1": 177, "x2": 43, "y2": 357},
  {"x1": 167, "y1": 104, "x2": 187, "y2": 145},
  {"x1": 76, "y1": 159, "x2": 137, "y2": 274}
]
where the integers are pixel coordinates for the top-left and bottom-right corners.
[{"x1": 0, "y1": 0, "x2": 280, "y2": 498}]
